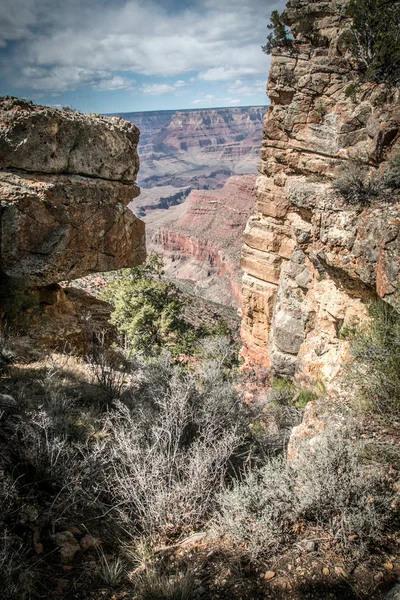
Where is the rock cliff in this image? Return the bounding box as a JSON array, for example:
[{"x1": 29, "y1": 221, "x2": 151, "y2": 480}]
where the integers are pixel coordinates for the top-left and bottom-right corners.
[
  {"x1": 111, "y1": 107, "x2": 265, "y2": 189},
  {"x1": 150, "y1": 175, "x2": 255, "y2": 307},
  {"x1": 241, "y1": 0, "x2": 400, "y2": 382},
  {"x1": 0, "y1": 97, "x2": 145, "y2": 346}
]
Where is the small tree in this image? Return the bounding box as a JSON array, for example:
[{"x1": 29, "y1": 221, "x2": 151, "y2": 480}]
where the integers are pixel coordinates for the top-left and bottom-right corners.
[
  {"x1": 262, "y1": 10, "x2": 293, "y2": 55},
  {"x1": 104, "y1": 254, "x2": 192, "y2": 357},
  {"x1": 343, "y1": 0, "x2": 400, "y2": 85}
]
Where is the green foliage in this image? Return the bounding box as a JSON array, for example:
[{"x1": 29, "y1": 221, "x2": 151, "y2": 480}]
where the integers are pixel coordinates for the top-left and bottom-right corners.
[
  {"x1": 385, "y1": 154, "x2": 400, "y2": 189},
  {"x1": 345, "y1": 81, "x2": 362, "y2": 102},
  {"x1": 104, "y1": 254, "x2": 197, "y2": 357},
  {"x1": 343, "y1": 0, "x2": 400, "y2": 86},
  {"x1": 333, "y1": 160, "x2": 386, "y2": 205},
  {"x1": 347, "y1": 300, "x2": 400, "y2": 422},
  {"x1": 262, "y1": 10, "x2": 293, "y2": 55}
]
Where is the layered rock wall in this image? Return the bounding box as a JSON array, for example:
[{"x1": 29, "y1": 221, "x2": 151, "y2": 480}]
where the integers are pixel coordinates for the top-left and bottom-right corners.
[
  {"x1": 151, "y1": 175, "x2": 255, "y2": 307},
  {"x1": 241, "y1": 0, "x2": 400, "y2": 382}
]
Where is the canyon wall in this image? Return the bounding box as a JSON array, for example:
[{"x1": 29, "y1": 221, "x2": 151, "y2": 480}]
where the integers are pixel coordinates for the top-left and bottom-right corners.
[
  {"x1": 241, "y1": 0, "x2": 400, "y2": 383},
  {"x1": 150, "y1": 175, "x2": 255, "y2": 307},
  {"x1": 111, "y1": 106, "x2": 265, "y2": 190}
]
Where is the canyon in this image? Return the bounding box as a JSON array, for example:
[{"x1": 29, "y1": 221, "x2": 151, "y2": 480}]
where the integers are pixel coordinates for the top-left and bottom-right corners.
[
  {"x1": 118, "y1": 106, "x2": 265, "y2": 309},
  {"x1": 148, "y1": 174, "x2": 256, "y2": 308}
]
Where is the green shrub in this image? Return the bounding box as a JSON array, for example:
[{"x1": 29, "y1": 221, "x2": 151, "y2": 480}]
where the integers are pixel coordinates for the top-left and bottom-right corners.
[
  {"x1": 262, "y1": 10, "x2": 294, "y2": 55},
  {"x1": 347, "y1": 300, "x2": 400, "y2": 422},
  {"x1": 103, "y1": 254, "x2": 198, "y2": 357}
]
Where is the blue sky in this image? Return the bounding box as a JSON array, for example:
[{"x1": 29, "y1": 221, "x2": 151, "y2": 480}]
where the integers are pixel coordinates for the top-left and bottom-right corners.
[{"x1": 0, "y1": 0, "x2": 286, "y2": 113}]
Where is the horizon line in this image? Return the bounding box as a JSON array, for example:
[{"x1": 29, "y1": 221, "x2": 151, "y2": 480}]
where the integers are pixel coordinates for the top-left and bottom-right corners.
[{"x1": 106, "y1": 104, "x2": 268, "y2": 115}]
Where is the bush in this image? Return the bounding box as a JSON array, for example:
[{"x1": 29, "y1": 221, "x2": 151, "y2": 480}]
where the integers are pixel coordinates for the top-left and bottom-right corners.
[
  {"x1": 97, "y1": 352, "x2": 250, "y2": 538},
  {"x1": 385, "y1": 154, "x2": 400, "y2": 190},
  {"x1": 215, "y1": 428, "x2": 394, "y2": 559},
  {"x1": 346, "y1": 300, "x2": 400, "y2": 422},
  {"x1": 136, "y1": 568, "x2": 195, "y2": 600},
  {"x1": 103, "y1": 254, "x2": 194, "y2": 357},
  {"x1": 343, "y1": 0, "x2": 400, "y2": 86},
  {"x1": 215, "y1": 455, "x2": 295, "y2": 559},
  {"x1": 333, "y1": 160, "x2": 385, "y2": 205}
]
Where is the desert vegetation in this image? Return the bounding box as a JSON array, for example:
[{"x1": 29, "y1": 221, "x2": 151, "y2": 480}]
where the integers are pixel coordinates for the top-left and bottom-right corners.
[
  {"x1": 333, "y1": 156, "x2": 400, "y2": 206},
  {"x1": 1, "y1": 288, "x2": 399, "y2": 598}
]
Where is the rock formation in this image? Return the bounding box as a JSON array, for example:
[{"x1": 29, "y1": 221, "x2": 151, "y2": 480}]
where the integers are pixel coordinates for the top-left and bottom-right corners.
[
  {"x1": 0, "y1": 97, "x2": 145, "y2": 347},
  {"x1": 0, "y1": 97, "x2": 145, "y2": 288},
  {"x1": 241, "y1": 0, "x2": 400, "y2": 383},
  {"x1": 150, "y1": 175, "x2": 256, "y2": 307}
]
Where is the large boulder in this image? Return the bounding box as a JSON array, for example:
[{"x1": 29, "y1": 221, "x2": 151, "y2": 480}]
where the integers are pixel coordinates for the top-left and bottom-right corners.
[{"x1": 0, "y1": 97, "x2": 145, "y2": 287}]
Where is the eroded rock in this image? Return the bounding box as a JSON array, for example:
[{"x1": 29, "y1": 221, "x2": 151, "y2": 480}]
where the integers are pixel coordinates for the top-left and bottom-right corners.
[
  {"x1": 0, "y1": 97, "x2": 145, "y2": 289},
  {"x1": 240, "y1": 0, "x2": 400, "y2": 381}
]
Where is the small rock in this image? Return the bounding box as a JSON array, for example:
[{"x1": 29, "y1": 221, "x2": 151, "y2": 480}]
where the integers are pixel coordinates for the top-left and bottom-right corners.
[
  {"x1": 80, "y1": 534, "x2": 102, "y2": 552},
  {"x1": 322, "y1": 567, "x2": 330, "y2": 576},
  {"x1": 264, "y1": 571, "x2": 276, "y2": 581},
  {"x1": 305, "y1": 540, "x2": 316, "y2": 552},
  {"x1": 0, "y1": 394, "x2": 17, "y2": 412},
  {"x1": 348, "y1": 535, "x2": 358, "y2": 542},
  {"x1": 54, "y1": 531, "x2": 81, "y2": 564},
  {"x1": 374, "y1": 572, "x2": 383, "y2": 583},
  {"x1": 334, "y1": 566, "x2": 348, "y2": 579},
  {"x1": 385, "y1": 562, "x2": 394, "y2": 570},
  {"x1": 55, "y1": 579, "x2": 69, "y2": 596}
]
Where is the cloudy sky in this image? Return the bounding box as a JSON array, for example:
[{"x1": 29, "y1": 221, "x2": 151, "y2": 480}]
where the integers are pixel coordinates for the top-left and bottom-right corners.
[{"x1": 0, "y1": 0, "x2": 286, "y2": 113}]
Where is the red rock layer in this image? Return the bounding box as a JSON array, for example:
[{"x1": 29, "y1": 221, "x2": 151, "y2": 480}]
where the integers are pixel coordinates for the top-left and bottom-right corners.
[{"x1": 151, "y1": 175, "x2": 256, "y2": 307}]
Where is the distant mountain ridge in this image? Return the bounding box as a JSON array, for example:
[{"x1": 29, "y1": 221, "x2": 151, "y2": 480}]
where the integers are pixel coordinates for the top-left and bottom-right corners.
[{"x1": 109, "y1": 106, "x2": 266, "y2": 188}]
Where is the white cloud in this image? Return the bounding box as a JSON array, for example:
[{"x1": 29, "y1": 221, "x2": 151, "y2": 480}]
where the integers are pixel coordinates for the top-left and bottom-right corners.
[
  {"x1": 192, "y1": 94, "x2": 215, "y2": 105},
  {"x1": 0, "y1": 0, "x2": 285, "y2": 93},
  {"x1": 141, "y1": 80, "x2": 187, "y2": 95},
  {"x1": 198, "y1": 66, "x2": 263, "y2": 81},
  {"x1": 227, "y1": 79, "x2": 266, "y2": 96},
  {"x1": 93, "y1": 75, "x2": 134, "y2": 91},
  {"x1": 13, "y1": 65, "x2": 134, "y2": 93}
]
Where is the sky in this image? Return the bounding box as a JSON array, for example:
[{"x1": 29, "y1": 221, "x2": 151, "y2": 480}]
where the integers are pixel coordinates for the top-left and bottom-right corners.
[{"x1": 0, "y1": 0, "x2": 286, "y2": 114}]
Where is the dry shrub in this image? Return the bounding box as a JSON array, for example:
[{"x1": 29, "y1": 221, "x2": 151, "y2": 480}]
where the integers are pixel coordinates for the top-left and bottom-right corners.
[
  {"x1": 136, "y1": 567, "x2": 196, "y2": 600},
  {"x1": 333, "y1": 161, "x2": 385, "y2": 205},
  {"x1": 97, "y1": 350, "x2": 248, "y2": 538},
  {"x1": 215, "y1": 428, "x2": 395, "y2": 560}
]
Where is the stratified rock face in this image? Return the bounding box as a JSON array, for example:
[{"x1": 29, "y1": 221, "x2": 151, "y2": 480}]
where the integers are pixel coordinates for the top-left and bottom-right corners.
[
  {"x1": 150, "y1": 175, "x2": 256, "y2": 307},
  {"x1": 112, "y1": 106, "x2": 265, "y2": 190},
  {"x1": 241, "y1": 0, "x2": 400, "y2": 380},
  {"x1": 0, "y1": 97, "x2": 145, "y2": 287}
]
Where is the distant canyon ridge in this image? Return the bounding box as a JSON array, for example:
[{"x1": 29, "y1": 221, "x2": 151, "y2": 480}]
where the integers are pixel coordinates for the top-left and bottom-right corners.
[{"x1": 110, "y1": 106, "x2": 265, "y2": 308}]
